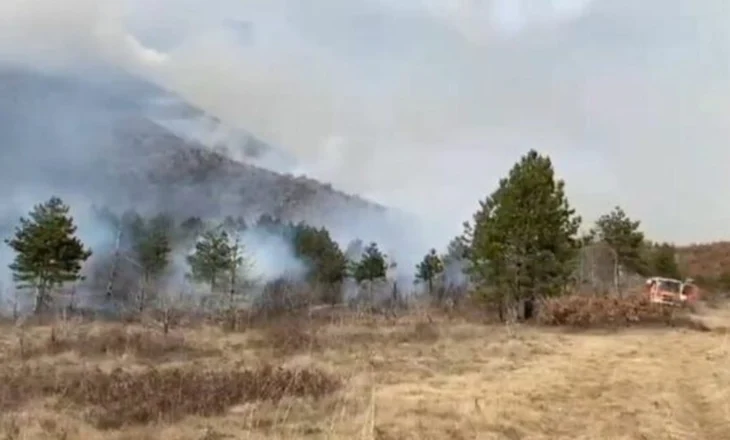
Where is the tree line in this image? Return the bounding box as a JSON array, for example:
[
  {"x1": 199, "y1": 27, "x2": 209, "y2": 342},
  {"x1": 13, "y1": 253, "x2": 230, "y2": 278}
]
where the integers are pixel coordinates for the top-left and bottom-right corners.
[
  {"x1": 4, "y1": 150, "x2": 691, "y2": 316},
  {"x1": 3, "y1": 202, "x2": 402, "y2": 314}
]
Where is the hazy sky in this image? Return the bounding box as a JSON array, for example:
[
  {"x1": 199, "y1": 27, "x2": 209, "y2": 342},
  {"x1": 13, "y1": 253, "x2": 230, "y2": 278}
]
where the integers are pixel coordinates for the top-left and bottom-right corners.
[{"x1": 1, "y1": 0, "x2": 729, "y2": 245}]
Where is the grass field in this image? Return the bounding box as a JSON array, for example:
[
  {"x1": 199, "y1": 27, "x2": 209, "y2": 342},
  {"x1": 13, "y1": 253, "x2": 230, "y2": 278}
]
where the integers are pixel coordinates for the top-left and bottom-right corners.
[{"x1": 1, "y1": 306, "x2": 730, "y2": 440}]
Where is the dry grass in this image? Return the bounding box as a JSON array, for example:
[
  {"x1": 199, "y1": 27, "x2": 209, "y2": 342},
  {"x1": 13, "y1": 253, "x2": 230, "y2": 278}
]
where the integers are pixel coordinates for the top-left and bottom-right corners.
[
  {"x1": 9, "y1": 324, "x2": 212, "y2": 361},
  {"x1": 1, "y1": 304, "x2": 730, "y2": 439},
  {"x1": 0, "y1": 364, "x2": 340, "y2": 429},
  {"x1": 537, "y1": 294, "x2": 693, "y2": 327},
  {"x1": 678, "y1": 241, "x2": 730, "y2": 279}
]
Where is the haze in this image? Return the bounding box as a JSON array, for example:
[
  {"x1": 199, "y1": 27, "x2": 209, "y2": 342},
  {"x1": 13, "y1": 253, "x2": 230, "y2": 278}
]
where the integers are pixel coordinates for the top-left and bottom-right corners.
[{"x1": 1, "y1": 0, "x2": 729, "y2": 245}]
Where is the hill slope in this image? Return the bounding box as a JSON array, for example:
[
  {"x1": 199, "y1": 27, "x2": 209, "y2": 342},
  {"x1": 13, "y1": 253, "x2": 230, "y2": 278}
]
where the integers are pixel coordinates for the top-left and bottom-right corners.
[
  {"x1": 0, "y1": 64, "x2": 394, "y2": 240},
  {"x1": 677, "y1": 242, "x2": 730, "y2": 281}
]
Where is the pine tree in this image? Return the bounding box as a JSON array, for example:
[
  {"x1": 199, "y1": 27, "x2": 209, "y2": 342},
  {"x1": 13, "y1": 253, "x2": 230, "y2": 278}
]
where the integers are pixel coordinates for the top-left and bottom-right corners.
[
  {"x1": 352, "y1": 242, "x2": 387, "y2": 283},
  {"x1": 5, "y1": 197, "x2": 92, "y2": 313},
  {"x1": 222, "y1": 232, "x2": 253, "y2": 328},
  {"x1": 650, "y1": 243, "x2": 682, "y2": 279},
  {"x1": 416, "y1": 248, "x2": 444, "y2": 294},
  {"x1": 292, "y1": 223, "x2": 347, "y2": 304},
  {"x1": 462, "y1": 150, "x2": 581, "y2": 319},
  {"x1": 186, "y1": 227, "x2": 234, "y2": 293},
  {"x1": 179, "y1": 216, "x2": 205, "y2": 243},
  {"x1": 127, "y1": 213, "x2": 174, "y2": 311},
  {"x1": 592, "y1": 206, "x2": 649, "y2": 276}
]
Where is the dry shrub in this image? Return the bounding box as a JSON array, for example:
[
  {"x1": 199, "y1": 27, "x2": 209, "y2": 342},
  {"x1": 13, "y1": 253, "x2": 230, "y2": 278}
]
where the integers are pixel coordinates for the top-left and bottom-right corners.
[
  {"x1": 537, "y1": 294, "x2": 693, "y2": 328},
  {"x1": 0, "y1": 364, "x2": 340, "y2": 429},
  {"x1": 19, "y1": 325, "x2": 210, "y2": 360},
  {"x1": 252, "y1": 318, "x2": 322, "y2": 355},
  {"x1": 398, "y1": 320, "x2": 440, "y2": 343}
]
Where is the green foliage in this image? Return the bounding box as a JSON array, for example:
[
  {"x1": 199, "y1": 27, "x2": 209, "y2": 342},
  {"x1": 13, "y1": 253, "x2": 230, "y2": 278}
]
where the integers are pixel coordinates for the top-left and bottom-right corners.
[
  {"x1": 415, "y1": 248, "x2": 444, "y2": 293},
  {"x1": 351, "y1": 242, "x2": 387, "y2": 283},
  {"x1": 256, "y1": 214, "x2": 288, "y2": 236},
  {"x1": 592, "y1": 206, "x2": 649, "y2": 275},
  {"x1": 222, "y1": 215, "x2": 247, "y2": 233},
  {"x1": 462, "y1": 150, "x2": 581, "y2": 306},
  {"x1": 128, "y1": 213, "x2": 174, "y2": 282},
  {"x1": 186, "y1": 224, "x2": 252, "y2": 298},
  {"x1": 186, "y1": 227, "x2": 234, "y2": 292},
  {"x1": 649, "y1": 242, "x2": 682, "y2": 279},
  {"x1": 179, "y1": 216, "x2": 205, "y2": 242},
  {"x1": 442, "y1": 236, "x2": 468, "y2": 269},
  {"x1": 224, "y1": 232, "x2": 252, "y2": 307},
  {"x1": 5, "y1": 197, "x2": 92, "y2": 312},
  {"x1": 292, "y1": 223, "x2": 347, "y2": 303}
]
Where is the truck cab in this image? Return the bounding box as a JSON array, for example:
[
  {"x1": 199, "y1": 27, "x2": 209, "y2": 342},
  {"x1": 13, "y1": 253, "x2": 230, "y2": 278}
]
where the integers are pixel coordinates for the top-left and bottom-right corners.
[{"x1": 645, "y1": 277, "x2": 699, "y2": 305}]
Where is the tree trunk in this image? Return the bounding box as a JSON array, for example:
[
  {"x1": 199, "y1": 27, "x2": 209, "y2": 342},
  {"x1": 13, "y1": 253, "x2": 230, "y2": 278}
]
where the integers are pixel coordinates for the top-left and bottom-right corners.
[
  {"x1": 34, "y1": 287, "x2": 43, "y2": 315},
  {"x1": 34, "y1": 280, "x2": 49, "y2": 316},
  {"x1": 138, "y1": 273, "x2": 149, "y2": 313}
]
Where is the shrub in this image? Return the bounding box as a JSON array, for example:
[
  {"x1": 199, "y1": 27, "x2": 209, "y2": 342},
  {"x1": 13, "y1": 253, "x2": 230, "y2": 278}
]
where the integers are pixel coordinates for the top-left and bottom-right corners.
[
  {"x1": 17, "y1": 325, "x2": 211, "y2": 360},
  {"x1": 252, "y1": 318, "x2": 322, "y2": 355},
  {"x1": 537, "y1": 294, "x2": 688, "y2": 328},
  {"x1": 0, "y1": 364, "x2": 340, "y2": 428}
]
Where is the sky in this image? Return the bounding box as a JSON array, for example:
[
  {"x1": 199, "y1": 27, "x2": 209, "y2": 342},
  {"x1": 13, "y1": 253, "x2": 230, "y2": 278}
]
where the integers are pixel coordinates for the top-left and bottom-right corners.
[{"x1": 1, "y1": 0, "x2": 729, "y2": 246}]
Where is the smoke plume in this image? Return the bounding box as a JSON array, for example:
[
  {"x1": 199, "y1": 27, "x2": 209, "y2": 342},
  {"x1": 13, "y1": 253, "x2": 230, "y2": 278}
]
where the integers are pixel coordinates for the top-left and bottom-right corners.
[{"x1": 1, "y1": 0, "x2": 729, "y2": 299}]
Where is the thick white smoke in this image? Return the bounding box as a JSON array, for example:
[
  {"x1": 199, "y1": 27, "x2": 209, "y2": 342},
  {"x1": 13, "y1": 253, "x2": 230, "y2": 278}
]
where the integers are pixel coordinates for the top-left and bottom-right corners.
[{"x1": 2, "y1": 0, "x2": 729, "y2": 276}]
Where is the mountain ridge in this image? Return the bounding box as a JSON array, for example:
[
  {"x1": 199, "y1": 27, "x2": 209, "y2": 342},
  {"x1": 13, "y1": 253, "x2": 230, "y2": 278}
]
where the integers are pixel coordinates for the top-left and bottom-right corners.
[{"x1": 0, "y1": 64, "x2": 396, "y2": 245}]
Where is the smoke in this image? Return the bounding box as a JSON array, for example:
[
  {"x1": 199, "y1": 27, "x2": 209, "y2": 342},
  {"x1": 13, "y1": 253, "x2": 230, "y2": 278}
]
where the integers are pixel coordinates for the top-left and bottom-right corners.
[
  {"x1": 1, "y1": 0, "x2": 729, "y2": 302},
  {"x1": 238, "y1": 228, "x2": 307, "y2": 282}
]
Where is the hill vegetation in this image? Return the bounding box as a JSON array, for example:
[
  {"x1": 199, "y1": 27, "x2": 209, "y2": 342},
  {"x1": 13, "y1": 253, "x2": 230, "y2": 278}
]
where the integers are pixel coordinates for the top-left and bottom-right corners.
[
  {"x1": 3, "y1": 81, "x2": 730, "y2": 437},
  {"x1": 0, "y1": 149, "x2": 707, "y2": 318},
  {"x1": 676, "y1": 242, "x2": 730, "y2": 289}
]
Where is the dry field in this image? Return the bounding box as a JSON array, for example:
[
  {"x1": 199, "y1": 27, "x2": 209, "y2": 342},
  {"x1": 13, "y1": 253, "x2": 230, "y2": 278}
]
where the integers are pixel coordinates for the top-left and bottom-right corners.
[{"x1": 1, "y1": 305, "x2": 730, "y2": 440}]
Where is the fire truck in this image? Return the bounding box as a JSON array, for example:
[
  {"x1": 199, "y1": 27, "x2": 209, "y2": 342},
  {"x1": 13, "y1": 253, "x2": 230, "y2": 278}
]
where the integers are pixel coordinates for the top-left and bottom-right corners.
[{"x1": 644, "y1": 276, "x2": 700, "y2": 306}]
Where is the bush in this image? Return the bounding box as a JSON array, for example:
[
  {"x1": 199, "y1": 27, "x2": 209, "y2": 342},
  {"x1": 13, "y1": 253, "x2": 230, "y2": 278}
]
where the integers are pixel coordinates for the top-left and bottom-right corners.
[
  {"x1": 0, "y1": 364, "x2": 341, "y2": 428},
  {"x1": 252, "y1": 318, "x2": 322, "y2": 355},
  {"x1": 17, "y1": 325, "x2": 209, "y2": 360},
  {"x1": 537, "y1": 294, "x2": 689, "y2": 328}
]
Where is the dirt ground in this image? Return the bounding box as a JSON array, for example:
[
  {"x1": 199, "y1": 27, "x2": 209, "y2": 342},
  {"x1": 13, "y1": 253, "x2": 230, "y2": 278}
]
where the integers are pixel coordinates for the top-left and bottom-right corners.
[{"x1": 1, "y1": 309, "x2": 729, "y2": 440}]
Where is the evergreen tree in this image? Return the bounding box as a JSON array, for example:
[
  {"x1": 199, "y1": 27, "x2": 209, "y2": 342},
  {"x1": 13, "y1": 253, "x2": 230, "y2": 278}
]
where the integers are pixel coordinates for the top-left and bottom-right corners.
[
  {"x1": 5, "y1": 197, "x2": 92, "y2": 313},
  {"x1": 186, "y1": 227, "x2": 234, "y2": 293},
  {"x1": 129, "y1": 214, "x2": 174, "y2": 280},
  {"x1": 222, "y1": 232, "x2": 253, "y2": 326},
  {"x1": 443, "y1": 236, "x2": 468, "y2": 266},
  {"x1": 415, "y1": 248, "x2": 444, "y2": 294},
  {"x1": 127, "y1": 213, "x2": 174, "y2": 311},
  {"x1": 292, "y1": 223, "x2": 347, "y2": 304},
  {"x1": 179, "y1": 216, "x2": 205, "y2": 243},
  {"x1": 592, "y1": 206, "x2": 649, "y2": 275},
  {"x1": 462, "y1": 150, "x2": 581, "y2": 318},
  {"x1": 352, "y1": 242, "x2": 387, "y2": 283},
  {"x1": 650, "y1": 242, "x2": 682, "y2": 279},
  {"x1": 222, "y1": 215, "x2": 247, "y2": 233}
]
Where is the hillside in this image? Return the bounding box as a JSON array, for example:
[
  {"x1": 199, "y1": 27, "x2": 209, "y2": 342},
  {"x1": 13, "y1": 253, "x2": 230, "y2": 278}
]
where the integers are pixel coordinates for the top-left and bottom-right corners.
[
  {"x1": 677, "y1": 242, "x2": 730, "y2": 282},
  {"x1": 0, "y1": 64, "x2": 394, "y2": 240}
]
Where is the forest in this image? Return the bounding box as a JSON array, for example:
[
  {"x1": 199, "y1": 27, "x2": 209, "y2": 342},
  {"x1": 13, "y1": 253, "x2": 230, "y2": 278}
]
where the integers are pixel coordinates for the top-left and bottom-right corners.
[{"x1": 0, "y1": 150, "x2": 701, "y2": 321}]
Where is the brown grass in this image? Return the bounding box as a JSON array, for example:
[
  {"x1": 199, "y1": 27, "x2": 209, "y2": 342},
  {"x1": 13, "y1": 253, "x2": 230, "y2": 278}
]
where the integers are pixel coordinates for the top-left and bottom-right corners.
[
  {"x1": 537, "y1": 294, "x2": 690, "y2": 327},
  {"x1": 10, "y1": 324, "x2": 212, "y2": 361},
  {"x1": 1, "y1": 304, "x2": 730, "y2": 439},
  {"x1": 0, "y1": 364, "x2": 340, "y2": 429},
  {"x1": 251, "y1": 317, "x2": 324, "y2": 355},
  {"x1": 678, "y1": 241, "x2": 730, "y2": 279}
]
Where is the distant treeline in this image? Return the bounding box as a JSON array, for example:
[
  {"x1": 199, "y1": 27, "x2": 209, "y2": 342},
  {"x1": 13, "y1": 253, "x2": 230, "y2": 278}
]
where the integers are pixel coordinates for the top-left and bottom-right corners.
[{"x1": 3, "y1": 150, "x2": 699, "y2": 319}]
